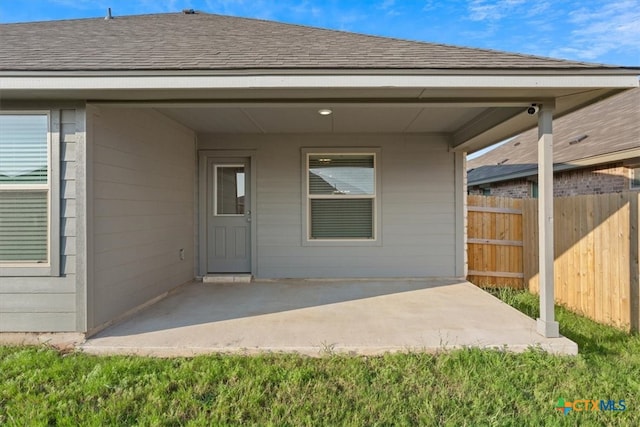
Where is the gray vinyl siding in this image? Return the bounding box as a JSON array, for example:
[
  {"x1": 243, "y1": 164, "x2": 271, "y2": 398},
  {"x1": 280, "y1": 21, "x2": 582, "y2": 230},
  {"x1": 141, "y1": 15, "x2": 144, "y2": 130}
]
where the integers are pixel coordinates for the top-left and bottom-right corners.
[
  {"x1": 0, "y1": 107, "x2": 80, "y2": 332},
  {"x1": 89, "y1": 107, "x2": 196, "y2": 329},
  {"x1": 198, "y1": 134, "x2": 456, "y2": 278}
]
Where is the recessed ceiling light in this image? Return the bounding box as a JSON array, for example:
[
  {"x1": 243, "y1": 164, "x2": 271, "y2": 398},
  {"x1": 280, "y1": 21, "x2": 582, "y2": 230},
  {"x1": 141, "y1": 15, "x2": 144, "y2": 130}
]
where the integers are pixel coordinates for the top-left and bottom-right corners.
[{"x1": 318, "y1": 108, "x2": 333, "y2": 116}]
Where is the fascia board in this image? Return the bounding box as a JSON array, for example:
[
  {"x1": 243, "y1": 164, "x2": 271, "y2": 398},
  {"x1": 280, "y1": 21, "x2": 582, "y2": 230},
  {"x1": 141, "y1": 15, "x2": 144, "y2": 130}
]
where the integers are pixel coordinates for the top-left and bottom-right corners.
[{"x1": 1, "y1": 74, "x2": 638, "y2": 91}]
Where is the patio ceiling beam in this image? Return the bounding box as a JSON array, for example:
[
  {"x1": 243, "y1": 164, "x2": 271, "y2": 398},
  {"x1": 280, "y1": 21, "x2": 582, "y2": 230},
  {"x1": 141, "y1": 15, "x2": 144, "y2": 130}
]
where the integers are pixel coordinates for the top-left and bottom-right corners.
[
  {"x1": 450, "y1": 106, "x2": 529, "y2": 150},
  {"x1": 450, "y1": 98, "x2": 559, "y2": 152},
  {"x1": 537, "y1": 104, "x2": 560, "y2": 338}
]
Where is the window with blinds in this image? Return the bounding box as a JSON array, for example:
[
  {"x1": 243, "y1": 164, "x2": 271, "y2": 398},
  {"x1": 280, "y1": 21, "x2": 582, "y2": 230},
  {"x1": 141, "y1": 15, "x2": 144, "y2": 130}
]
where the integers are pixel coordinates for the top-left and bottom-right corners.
[
  {"x1": 632, "y1": 167, "x2": 640, "y2": 189},
  {"x1": 307, "y1": 154, "x2": 376, "y2": 239},
  {"x1": 0, "y1": 114, "x2": 49, "y2": 263}
]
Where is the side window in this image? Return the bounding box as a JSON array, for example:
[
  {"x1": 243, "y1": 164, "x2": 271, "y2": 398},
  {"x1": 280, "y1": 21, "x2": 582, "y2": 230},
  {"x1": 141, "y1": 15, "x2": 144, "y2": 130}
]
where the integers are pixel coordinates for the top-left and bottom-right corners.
[
  {"x1": 0, "y1": 112, "x2": 58, "y2": 275},
  {"x1": 305, "y1": 152, "x2": 378, "y2": 241},
  {"x1": 631, "y1": 167, "x2": 640, "y2": 190}
]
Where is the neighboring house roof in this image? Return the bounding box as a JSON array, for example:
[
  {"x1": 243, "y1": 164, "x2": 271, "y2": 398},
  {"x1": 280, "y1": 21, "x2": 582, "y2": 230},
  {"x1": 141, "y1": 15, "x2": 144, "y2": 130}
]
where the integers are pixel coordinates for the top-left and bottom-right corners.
[
  {"x1": 0, "y1": 11, "x2": 630, "y2": 72},
  {"x1": 467, "y1": 87, "x2": 640, "y2": 185}
]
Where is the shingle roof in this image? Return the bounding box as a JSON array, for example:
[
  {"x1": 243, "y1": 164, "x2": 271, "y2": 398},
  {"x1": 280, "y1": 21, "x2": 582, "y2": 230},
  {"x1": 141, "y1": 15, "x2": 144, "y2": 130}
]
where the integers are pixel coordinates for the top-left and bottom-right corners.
[
  {"x1": 467, "y1": 88, "x2": 640, "y2": 184},
  {"x1": 0, "y1": 12, "x2": 629, "y2": 72}
]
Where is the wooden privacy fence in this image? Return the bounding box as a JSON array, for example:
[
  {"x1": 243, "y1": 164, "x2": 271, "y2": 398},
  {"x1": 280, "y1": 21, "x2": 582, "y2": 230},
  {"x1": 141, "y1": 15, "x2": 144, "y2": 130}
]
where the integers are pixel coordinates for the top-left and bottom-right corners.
[
  {"x1": 468, "y1": 193, "x2": 640, "y2": 331},
  {"x1": 467, "y1": 195, "x2": 524, "y2": 288}
]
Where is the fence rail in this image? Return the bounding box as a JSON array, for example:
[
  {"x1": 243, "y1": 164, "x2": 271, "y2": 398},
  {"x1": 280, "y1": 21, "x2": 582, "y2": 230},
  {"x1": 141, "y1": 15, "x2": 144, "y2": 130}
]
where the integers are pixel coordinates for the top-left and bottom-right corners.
[{"x1": 467, "y1": 193, "x2": 640, "y2": 331}]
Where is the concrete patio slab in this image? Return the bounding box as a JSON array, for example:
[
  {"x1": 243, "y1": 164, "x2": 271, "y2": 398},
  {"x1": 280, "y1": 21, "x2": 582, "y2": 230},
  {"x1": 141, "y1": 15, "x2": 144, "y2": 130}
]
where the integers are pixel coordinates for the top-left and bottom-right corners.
[{"x1": 80, "y1": 279, "x2": 577, "y2": 357}]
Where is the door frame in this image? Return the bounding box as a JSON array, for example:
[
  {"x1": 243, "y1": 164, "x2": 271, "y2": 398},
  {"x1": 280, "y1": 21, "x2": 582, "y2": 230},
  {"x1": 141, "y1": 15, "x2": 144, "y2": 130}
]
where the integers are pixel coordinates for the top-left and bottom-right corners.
[{"x1": 198, "y1": 150, "x2": 257, "y2": 277}]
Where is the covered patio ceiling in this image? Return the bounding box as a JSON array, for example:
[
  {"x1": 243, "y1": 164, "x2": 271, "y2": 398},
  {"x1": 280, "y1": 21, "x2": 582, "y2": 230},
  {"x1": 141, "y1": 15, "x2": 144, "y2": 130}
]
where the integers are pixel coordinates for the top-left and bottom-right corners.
[
  {"x1": 71, "y1": 84, "x2": 633, "y2": 153},
  {"x1": 4, "y1": 68, "x2": 636, "y2": 153},
  {"x1": 157, "y1": 104, "x2": 487, "y2": 134}
]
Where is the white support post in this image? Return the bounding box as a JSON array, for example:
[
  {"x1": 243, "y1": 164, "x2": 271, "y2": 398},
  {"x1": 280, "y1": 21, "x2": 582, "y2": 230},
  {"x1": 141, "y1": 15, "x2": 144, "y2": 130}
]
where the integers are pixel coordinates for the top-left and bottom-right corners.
[
  {"x1": 536, "y1": 105, "x2": 560, "y2": 338},
  {"x1": 454, "y1": 151, "x2": 468, "y2": 278}
]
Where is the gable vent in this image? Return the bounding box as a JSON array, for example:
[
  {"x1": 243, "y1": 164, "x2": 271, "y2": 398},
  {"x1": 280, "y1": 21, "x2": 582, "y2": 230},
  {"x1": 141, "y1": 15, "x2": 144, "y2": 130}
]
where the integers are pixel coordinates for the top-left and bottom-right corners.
[{"x1": 569, "y1": 134, "x2": 588, "y2": 145}]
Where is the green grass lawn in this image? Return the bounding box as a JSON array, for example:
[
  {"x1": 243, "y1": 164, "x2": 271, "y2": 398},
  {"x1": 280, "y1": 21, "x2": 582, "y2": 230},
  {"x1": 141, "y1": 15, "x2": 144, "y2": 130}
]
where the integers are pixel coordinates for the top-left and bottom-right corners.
[{"x1": 1, "y1": 289, "x2": 639, "y2": 426}]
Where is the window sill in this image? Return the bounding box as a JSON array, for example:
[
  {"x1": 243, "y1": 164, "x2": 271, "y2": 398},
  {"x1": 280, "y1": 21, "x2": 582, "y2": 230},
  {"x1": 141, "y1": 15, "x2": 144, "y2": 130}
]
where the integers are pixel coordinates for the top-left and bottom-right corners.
[
  {"x1": 0, "y1": 264, "x2": 58, "y2": 277},
  {"x1": 302, "y1": 238, "x2": 382, "y2": 247}
]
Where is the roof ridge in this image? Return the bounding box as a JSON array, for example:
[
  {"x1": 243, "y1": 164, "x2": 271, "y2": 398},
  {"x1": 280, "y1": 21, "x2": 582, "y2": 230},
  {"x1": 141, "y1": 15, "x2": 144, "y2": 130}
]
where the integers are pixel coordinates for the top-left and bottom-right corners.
[
  {"x1": 0, "y1": 11, "x2": 190, "y2": 25},
  {"x1": 2, "y1": 12, "x2": 636, "y2": 72},
  {"x1": 1, "y1": 11, "x2": 616, "y2": 68}
]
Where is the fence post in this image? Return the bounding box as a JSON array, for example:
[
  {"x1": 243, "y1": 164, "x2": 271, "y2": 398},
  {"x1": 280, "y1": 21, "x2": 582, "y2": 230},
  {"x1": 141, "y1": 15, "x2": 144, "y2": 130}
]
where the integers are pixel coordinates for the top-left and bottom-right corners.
[{"x1": 631, "y1": 193, "x2": 639, "y2": 331}]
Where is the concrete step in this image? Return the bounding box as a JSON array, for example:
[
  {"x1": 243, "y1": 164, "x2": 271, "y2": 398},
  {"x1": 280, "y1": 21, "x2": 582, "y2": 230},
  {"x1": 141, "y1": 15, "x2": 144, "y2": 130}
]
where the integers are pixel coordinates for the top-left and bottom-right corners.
[{"x1": 203, "y1": 274, "x2": 252, "y2": 284}]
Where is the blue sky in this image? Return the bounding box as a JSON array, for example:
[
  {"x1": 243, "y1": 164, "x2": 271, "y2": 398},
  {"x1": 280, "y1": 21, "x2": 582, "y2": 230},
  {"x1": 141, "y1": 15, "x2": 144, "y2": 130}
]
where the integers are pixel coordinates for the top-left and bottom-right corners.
[{"x1": 1, "y1": 0, "x2": 638, "y2": 66}]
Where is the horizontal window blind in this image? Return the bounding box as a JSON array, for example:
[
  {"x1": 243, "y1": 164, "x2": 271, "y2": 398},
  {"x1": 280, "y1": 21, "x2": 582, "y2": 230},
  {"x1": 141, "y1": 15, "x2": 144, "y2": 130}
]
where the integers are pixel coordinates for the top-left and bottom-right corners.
[
  {"x1": 309, "y1": 155, "x2": 374, "y2": 195},
  {"x1": 0, "y1": 115, "x2": 48, "y2": 184},
  {"x1": 307, "y1": 153, "x2": 376, "y2": 240},
  {"x1": 1, "y1": 114, "x2": 50, "y2": 265},
  {"x1": 0, "y1": 191, "x2": 48, "y2": 262},
  {"x1": 310, "y1": 199, "x2": 373, "y2": 239}
]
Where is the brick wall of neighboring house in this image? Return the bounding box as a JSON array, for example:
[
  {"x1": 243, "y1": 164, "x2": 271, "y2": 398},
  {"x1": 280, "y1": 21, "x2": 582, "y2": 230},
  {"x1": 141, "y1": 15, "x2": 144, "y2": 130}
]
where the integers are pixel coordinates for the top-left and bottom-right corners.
[
  {"x1": 553, "y1": 162, "x2": 629, "y2": 196},
  {"x1": 467, "y1": 179, "x2": 532, "y2": 197},
  {"x1": 468, "y1": 162, "x2": 637, "y2": 198},
  {"x1": 484, "y1": 179, "x2": 532, "y2": 198}
]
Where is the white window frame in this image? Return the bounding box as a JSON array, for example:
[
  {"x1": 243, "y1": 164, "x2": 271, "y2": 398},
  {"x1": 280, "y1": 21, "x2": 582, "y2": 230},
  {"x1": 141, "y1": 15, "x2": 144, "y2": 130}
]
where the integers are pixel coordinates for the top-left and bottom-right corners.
[
  {"x1": 302, "y1": 148, "x2": 382, "y2": 246},
  {"x1": 0, "y1": 110, "x2": 60, "y2": 277},
  {"x1": 631, "y1": 166, "x2": 640, "y2": 190}
]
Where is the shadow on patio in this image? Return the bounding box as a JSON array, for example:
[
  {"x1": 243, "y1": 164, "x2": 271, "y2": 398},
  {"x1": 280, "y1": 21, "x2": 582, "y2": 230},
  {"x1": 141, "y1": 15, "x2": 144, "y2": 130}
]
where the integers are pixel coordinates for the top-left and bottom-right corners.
[{"x1": 82, "y1": 279, "x2": 577, "y2": 357}]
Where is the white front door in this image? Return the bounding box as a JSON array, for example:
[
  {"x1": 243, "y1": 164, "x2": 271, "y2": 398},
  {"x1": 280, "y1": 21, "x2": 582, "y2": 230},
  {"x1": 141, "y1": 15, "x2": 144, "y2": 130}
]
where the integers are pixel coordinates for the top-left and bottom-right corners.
[{"x1": 207, "y1": 158, "x2": 251, "y2": 273}]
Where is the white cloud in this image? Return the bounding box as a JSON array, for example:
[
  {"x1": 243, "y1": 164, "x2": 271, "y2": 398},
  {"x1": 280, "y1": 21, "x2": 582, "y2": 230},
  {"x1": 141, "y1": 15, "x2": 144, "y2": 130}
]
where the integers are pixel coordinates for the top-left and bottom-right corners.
[
  {"x1": 462, "y1": 0, "x2": 639, "y2": 64},
  {"x1": 524, "y1": 1, "x2": 551, "y2": 18},
  {"x1": 290, "y1": 1, "x2": 323, "y2": 18},
  {"x1": 422, "y1": 0, "x2": 438, "y2": 12},
  {"x1": 376, "y1": 0, "x2": 401, "y2": 17},
  {"x1": 379, "y1": 0, "x2": 396, "y2": 10},
  {"x1": 552, "y1": 0, "x2": 640, "y2": 63},
  {"x1": 467, "y1": 0, "x2": 527, "y2": 21},
  {"x1": 467, "y1": 0, "x2": 503, "y2": 21}
]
